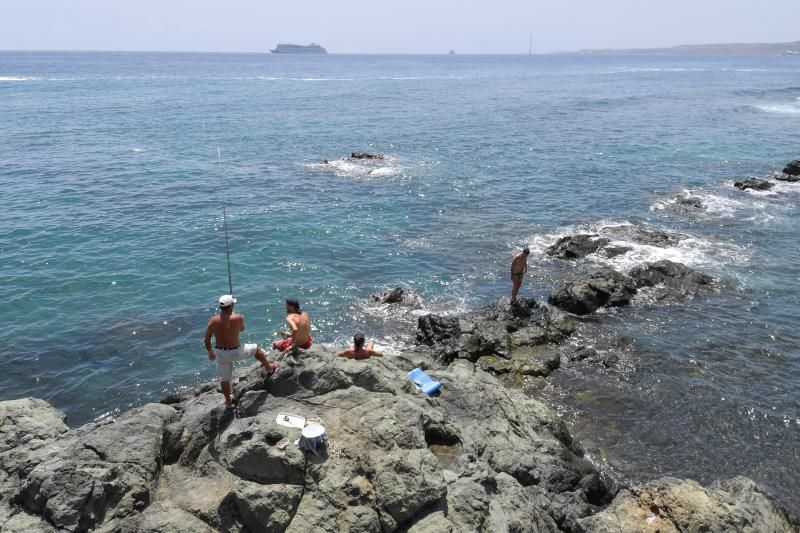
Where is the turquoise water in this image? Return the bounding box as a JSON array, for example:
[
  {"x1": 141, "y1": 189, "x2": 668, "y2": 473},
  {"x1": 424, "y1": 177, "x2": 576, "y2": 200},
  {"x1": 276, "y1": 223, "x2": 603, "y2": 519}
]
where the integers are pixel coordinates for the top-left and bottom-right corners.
[{"x1": 1, "y1": 52, "x2": 799, "y2": 513}]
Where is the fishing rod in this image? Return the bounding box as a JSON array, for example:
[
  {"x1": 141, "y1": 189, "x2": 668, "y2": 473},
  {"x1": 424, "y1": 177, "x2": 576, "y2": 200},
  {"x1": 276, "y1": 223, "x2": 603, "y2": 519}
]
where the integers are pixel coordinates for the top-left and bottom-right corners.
[{"x1": 216, "y1": 147, "x2": 234, "y2": 296}]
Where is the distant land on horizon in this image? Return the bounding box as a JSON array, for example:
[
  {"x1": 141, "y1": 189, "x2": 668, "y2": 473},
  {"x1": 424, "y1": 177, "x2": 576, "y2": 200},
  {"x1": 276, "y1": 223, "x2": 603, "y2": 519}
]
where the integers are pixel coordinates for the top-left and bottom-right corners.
[{"x1": 567, "y1": 39, "x2": 800, "y2": 56}]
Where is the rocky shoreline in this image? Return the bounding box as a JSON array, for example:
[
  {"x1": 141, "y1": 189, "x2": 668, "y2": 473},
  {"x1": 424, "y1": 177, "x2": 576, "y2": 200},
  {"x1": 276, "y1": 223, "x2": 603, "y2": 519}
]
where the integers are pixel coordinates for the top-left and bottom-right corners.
[
  {"x1": 2, "y1": 161, "x2": 798, "y2": 532},
  {"x1": 1, "y1": 284, "x2": 795, "y2": 531},
  {"x1": 1, "y1": 340, "x2": 793, "y2": 532}
]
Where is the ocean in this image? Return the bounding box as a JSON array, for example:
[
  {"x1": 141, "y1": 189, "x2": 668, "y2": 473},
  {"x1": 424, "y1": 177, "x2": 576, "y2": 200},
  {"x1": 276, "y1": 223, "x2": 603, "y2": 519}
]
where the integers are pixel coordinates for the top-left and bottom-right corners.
[{"x1": 1, "y1": 51, "x2": 798, "y2": 515}]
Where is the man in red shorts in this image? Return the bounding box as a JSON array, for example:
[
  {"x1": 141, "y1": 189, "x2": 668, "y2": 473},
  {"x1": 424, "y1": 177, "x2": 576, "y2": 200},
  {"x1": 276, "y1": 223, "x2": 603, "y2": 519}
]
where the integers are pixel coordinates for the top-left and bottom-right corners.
[{"x1": 273, "y1": 298, "x2": 313, "y2": 352}]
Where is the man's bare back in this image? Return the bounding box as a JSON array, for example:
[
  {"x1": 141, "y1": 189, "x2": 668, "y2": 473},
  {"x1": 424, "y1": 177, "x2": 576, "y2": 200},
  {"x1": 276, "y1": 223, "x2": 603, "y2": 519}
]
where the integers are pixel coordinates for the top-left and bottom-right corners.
[
  {"x1": 206, "y1": 313, "x2": 244, "y2": 354},
  {"x1": 286, "y1": 311, "x2": 311, "y2": 345}
]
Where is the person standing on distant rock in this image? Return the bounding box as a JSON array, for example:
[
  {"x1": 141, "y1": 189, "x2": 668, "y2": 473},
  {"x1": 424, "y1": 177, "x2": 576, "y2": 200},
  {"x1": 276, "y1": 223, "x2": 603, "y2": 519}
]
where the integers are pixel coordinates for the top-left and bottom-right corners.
[
  {"x1": 337, "y1": 332, "x2": 384, "y2": 359},
  {"x1": 272, "y1": 298, "x2": 313, "y2": 352},
  {"x1": 204, "y1": 295, "x2": 277, "y2": 408},
  {"x1": 510, "y1": 246, "x2": 530, "y2": 302}
]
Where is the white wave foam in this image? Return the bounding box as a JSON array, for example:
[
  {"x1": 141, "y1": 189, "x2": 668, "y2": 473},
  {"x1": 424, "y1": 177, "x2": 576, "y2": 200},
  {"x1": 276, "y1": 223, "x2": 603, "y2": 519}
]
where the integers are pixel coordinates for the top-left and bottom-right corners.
[
  {"x1": 130, "y1": 147, "x2": 146, "y2": 153},
  {"x1": 528, "y1": 221, "x2": 748, "y2": 273},
  {"x1": 650, "y1": 187, "x2": 771, "y2": 218},
  {"x1": 0, "y1": 76, "x2": 37, "y2": 81},
  {"x1": 305, "y1": 156, "x2": 403, "y2": 179},
  {"x1": 755, "y1": 97, "x2": 800, "y2": 115}
]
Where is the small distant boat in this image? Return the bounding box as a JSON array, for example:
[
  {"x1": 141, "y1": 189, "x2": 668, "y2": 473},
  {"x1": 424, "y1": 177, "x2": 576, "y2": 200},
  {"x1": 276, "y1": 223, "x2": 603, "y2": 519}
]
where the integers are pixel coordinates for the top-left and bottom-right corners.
[
  {"x1": 271, "y1": 43, "x2": 327, "y2": 54},
  {"x1": 449, "y1": 49, "x2": 456, "y2": 55}
]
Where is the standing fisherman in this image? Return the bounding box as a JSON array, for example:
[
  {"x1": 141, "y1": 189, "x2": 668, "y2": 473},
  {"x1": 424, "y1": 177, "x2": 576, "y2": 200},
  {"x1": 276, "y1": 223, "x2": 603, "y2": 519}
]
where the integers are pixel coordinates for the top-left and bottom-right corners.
[
  {"x1": 510, "y1": 246, "x2": 530, "y2": 302},
  {"x1": 205, "y1": 295, "x2": 277, "y2": 408}
]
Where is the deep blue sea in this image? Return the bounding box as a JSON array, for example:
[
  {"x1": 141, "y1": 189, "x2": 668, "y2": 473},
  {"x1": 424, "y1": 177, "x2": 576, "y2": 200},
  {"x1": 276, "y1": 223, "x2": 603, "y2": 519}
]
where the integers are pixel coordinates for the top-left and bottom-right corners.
[{"x1": 1, "y1": 51, "x2": 798, "y2": 514}]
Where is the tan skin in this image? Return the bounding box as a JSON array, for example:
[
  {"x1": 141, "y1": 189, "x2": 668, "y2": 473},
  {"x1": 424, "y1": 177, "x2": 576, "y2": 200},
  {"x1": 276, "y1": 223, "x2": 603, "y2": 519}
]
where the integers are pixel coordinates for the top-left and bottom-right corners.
[
  {"x1": 273, "y1": 303, "x2": 311, "y2": 350},
  {"x1": 204, "y1": 305, "x2": 276, "y2": 407},
  {"x1": 510, "y1": 250, "x2": 529, "y2": 302},
  {"x1": 337, "y1": 340, "x2": 383, "y2": 360}
]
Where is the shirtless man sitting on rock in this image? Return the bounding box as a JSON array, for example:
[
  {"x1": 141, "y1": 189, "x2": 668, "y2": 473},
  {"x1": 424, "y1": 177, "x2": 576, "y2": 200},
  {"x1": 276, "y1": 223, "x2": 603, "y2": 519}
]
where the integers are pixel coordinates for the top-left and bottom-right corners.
[
  {"x1": 337, "y1": 332, "x2": 384, "y2": 360},
  {"x1": 272, "y1": 298, "x2": 313, "y2": 352},
  {"x1": 204, "y1": 295, "x2": 277, "y2": 408}
]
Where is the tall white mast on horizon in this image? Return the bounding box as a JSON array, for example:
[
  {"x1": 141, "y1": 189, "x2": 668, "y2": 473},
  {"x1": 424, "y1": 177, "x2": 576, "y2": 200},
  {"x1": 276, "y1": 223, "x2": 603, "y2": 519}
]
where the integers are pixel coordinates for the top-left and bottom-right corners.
[{"x1": 529, "y1": 33, "x2": 533, "y2": 55}]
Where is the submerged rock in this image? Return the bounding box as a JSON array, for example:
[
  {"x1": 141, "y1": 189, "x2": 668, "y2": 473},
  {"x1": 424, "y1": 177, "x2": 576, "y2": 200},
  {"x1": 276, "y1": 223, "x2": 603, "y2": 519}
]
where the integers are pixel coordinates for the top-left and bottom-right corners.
[
  {"x1": 350, "y1": 151, "x2": 384, "y2": 160},
  {"x1": 577, "y1": 476, "x2": 794, "y2": 532},
  {"x1": 676, "y1": 196, "x2": 705, "y2": 210},
  {"x1": 370, "y1": 286, "x2": 418, "y2": 305},
  {"x1": 548, "y1": 269, "x2": 637, "y2": 315},
  {"x1": 782, "y1": 159, "x2": 800, "y2": 176},
  {"x1": 776, "y1": 173, "x2": 800, "y2": 182},
  {"x1": 546, "y1": 234, "x2": 610, "y2": 259},
  {"x1": 734, "y1": 178, "x2": 773, "y2": 191},
  {"x1": 598, "y1": 225, "x2": 685, "y2": 247}
]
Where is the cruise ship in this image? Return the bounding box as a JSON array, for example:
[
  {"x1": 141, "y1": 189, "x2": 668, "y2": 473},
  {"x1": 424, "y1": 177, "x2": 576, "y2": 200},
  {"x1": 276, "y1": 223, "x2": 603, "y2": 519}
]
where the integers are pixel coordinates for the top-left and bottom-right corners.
[{"x1": 270, "y1": 43, "x2": 327, "y2": 54}]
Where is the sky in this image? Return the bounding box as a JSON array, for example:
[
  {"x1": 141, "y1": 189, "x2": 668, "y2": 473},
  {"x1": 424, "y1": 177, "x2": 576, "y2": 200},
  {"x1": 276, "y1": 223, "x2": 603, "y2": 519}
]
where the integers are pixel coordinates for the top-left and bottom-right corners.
[{"x1": 0, "y1": 0, "x2": 797, "y2": 54}]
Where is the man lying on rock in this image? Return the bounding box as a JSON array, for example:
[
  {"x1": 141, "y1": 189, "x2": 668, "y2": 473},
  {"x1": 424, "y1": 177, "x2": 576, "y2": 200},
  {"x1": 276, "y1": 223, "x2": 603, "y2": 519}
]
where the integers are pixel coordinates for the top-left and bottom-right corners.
[
  {"x1": 205, "y1": 294, "x2": 277, "y2": 408},
  {"x1": 337, "y1": 332, "x2": 384, "y2": 359}
]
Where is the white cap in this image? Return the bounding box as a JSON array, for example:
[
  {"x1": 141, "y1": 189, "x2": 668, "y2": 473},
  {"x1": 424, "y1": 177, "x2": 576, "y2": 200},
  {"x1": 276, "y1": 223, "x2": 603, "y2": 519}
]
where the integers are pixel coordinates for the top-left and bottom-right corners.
[{"x1": 219, "y1": 294, "x2": 237, "y2": 307}]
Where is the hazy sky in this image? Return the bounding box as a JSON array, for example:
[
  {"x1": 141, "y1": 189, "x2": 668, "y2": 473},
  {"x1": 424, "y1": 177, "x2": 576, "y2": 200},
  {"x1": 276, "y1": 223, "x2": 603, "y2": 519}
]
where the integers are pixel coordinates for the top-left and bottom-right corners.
[{"x1": 1, "y1": 1, "x2": 797, "y2": 54}]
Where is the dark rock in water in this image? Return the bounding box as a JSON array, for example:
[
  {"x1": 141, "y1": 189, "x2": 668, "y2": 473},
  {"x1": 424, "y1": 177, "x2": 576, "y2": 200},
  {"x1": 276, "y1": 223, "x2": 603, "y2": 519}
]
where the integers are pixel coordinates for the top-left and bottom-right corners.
[
  {"x1": 370, "y1": 286, "x2": 410, "y2": 304},
  {"x1": 568, "y1": 345, "x2": 599, "y2": 362},
  {"x1": 548, "y1": 268, "x2": 637, "y2": 315},
  {"x1": 602, "y1": 245, "x2": 632, "y2": 258},
  {"x1": 628, "y1": 260, "x2": 714, "y2": 296},
  {"x1": 599, "y1": 225, "x2": 685, "y2": 247},
  {"x1": 782, "y1": 159, "x2": 800, "y2": 176},
  {"x1": 478, "y1": 346, "x2": 561, "y2": 378},
  {"x1": 676, "y1": 196, "x2": 706, "y2": 210},
  {"x1": 601, "y1": 353, "x2": 620, "y2": 368},
  {"x1": 578, "y1": 476, "x2": 794, "y2": 532},
  {"x1": 776, "y1": 173, "x2": 800, "y2": 182},
  {"x1": 734, "y1": 178, "x2": 773, "y2": 191},
  {"x1": 350, "y1": 151, "x2": 384, "y2": 160},
  {"x1": 546, "y1": 234, "x2": 610, "y2": 259}
]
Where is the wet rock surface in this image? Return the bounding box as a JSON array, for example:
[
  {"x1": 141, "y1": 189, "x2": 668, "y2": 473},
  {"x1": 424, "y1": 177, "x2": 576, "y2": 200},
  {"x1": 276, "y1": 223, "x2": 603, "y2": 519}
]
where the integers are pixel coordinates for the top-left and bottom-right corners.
[
  {"x1": 782, "y1": 159, "x2": 800, "y2": 176},
  {"x1": 577, "y1": 476, "x2": 793, "y2": 533},
  {"x1": 548, "y1": 269, "x2": 637, "y2": 315},
  {"x1": 628, "y1": 260, "x2": 715, "y2": 300},
  {"x1": 546, "y1": 235, "x2": 610, "y2": 259},
  {"x1": 350, "y1": 151, "x2": 385, "y2": 160},
  {"x1": 734, "y1": 178, "x2": 773, "y2": 191}
]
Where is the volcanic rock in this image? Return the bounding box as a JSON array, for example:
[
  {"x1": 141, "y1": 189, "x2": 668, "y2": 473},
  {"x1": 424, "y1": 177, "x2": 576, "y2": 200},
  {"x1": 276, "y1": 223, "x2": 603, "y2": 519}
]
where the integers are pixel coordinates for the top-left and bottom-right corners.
[
  {"x1": 577, "y1": 476, "x2": 793, "y2": 532},
  {"x1": 548, "y1": 269, "x2": 637, "y2": 315},
  {"x1": 782, "y1": 159, "x2": 800, "y2": 176},
  {"x1": 734, "y1": 178, "x2": 773, "y2": 191},
  {"x1": 350, "y1": 151, "x2": 384, "y2": 160},
  {"x1": 628, "y1": 260, "x2": 714, "y2": 298},
  {"x1": 546, "y1": 234, "x2": 610, "y2": 259}
]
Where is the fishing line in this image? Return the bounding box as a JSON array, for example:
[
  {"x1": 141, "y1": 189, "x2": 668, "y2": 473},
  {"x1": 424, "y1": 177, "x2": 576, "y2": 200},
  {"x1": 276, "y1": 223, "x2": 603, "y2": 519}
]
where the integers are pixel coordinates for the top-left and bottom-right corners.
[{"x1": 216, "y1": 147, "x2": 234, "y2": 296}]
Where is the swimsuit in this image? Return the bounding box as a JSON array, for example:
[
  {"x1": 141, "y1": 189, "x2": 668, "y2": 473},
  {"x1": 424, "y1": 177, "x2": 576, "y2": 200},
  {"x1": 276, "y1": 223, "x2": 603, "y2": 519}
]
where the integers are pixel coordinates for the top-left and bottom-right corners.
[
  {"x1": 512, "y1": 271, "x2": 525, "y2": 277},
  {"x1": 274, "y1": 336, "x2": 313, "y2": 352},
  {"x1": 215, "y1": 343, "x2": 258, "y2": 381}
]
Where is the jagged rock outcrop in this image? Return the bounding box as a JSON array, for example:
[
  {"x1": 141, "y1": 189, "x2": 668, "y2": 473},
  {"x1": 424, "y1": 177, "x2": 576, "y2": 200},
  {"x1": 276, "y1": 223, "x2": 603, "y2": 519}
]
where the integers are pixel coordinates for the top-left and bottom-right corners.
[
  {"x1": 351, "y1": 151, "x2": 384, "y2": 160},
  {"x1": 577, "y1": 476, "x2": 793, "y2": 533},
  {"x1": 369, "y1": 287, "x2": 419, "y2": 306},
  {"x1": 734, "y1": 178, "x2": 773, "y2": 191},
  {"x1": 546, "y1": 235, "x2": 610, "y2": 259},
  {"x1": 782, "y1": 159, "x2": 800, "y2": 176},
  {"x1": 0, "y1": 346, "x2": 792, "y2": 532},
  {"x1": 548, "y1": 269, "x2": 637, "y2": 315},
  {"x1": 598, "y1": 225, "x2": 685, "y2": 247},
  {"x1": 628, "y1": 260, "x2": 715, "y2": 300}
]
